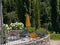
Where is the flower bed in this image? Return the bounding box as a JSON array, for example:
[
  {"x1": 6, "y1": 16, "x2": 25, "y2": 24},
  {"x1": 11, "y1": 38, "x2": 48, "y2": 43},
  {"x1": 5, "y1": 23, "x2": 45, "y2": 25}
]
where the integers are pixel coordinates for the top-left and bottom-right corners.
[{"x1": 3, "y1": 22, "x2": 48, "y2": 44}]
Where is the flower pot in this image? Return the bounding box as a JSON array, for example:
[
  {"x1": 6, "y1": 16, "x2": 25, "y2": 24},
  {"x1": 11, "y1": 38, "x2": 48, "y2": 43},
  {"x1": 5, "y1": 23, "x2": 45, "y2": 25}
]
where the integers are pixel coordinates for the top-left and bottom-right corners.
[{"x1": 29, "y1": 33, "x2": 37, "y2": 38}]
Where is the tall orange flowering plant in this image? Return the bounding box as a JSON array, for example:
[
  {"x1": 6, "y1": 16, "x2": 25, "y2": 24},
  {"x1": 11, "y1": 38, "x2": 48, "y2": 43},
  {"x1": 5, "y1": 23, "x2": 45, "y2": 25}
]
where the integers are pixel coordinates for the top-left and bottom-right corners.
[
  {"x1": 25, "y1": 13, "x2": 37, "y2": 38},
  {"x1": 25, "y1": 13, "x2": 31, "y2": 27}
]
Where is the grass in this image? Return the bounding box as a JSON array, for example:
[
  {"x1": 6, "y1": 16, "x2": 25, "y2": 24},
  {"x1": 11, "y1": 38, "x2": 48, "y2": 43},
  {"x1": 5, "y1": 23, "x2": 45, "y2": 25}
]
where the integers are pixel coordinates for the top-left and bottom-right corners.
[{"x1": 50, "y1": 34, "x2": 60, "y2": 40}]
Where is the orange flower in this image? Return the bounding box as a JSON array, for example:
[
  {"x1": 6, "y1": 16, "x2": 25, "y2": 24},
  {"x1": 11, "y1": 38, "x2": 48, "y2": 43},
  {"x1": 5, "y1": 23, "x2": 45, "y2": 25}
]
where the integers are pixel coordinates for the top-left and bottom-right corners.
[{"x1": 25, "y1": 13, "x2": 31, "y2": 27}]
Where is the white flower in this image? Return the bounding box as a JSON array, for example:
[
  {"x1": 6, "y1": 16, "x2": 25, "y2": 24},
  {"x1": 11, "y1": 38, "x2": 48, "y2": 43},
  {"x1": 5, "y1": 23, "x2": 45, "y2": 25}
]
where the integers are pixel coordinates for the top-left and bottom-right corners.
[
  {"x1": 22, "y1": 24, "x2": 24, "y2": 27},
  {"x1": 20, "y1": 27, "x2": 22, "y2": 29},
  {"x1": 15, "y1": 22, "x2": 18, "y2": 25},
  {"x1": 12, "y1": 24, "x2": 15, "y2": 27},
  {"x1": 10, "y1": 23, "x2": 13, "y2": 26},
  {"x1": 17, "y1": 23, "x2": 20, "y2": 25},
  {"x1": 9, "y1": 22, "x2": 24, "y2": 30},
  {"x1": 7, "y1": 27, "x2": 10, "y2": 30},
  {"x1": 5, "y1": 24, "x2": 8, "y2": 27},
  {"x1": 9, "y1": 27, "x2": 12, "y2": 30}
]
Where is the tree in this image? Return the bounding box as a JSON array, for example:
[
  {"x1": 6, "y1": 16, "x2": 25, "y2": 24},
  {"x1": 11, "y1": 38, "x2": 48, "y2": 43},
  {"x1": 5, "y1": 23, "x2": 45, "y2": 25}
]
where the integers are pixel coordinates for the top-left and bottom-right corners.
[
  {"x1": 3, "y1": 0, "x2": 18, "y2": 24},
  {"x1": 15, "y1": 0, "x2": 26, "y2": 25},
  {"x1": 32, "y1": 0, "x2": 41, "y2": 29},
  {"x1": 57, "y1": 0, "x2": 60, "y2": 14},
  {"x1": 50, "y1": 0, "x2": 59, "y2": 33},
  {"x1": 40, "y1": 0, "x2": 51, "y2": 29},
  {"x1": 2, "y1": 0, "x2": 16, "y2": 14},
  {"x1": 3, "y1": 11, "x2": 18, "y2": 24}
]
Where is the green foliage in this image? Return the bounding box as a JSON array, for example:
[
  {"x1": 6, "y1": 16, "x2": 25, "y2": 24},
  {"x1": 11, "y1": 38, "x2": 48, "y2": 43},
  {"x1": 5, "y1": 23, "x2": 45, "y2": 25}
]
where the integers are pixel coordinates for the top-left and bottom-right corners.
[
  {"x1": 3, "y1": 14, "x2": 11, "y2": 25},
  {"x1": 3, "y1": 25, "x2": 8, "y2": 43},
  {"x1": 40, "y1": 1, "x2": 51, "y2": 26},
  {"x1": 47, "y1": 31, "x2": 52, "y2": 34},
  {"x1": 50, "y1": 0, "x2": 59, "y2": 33},
  {"x1": 57, "y1": 0, "x2": 60, "y2": 14},
  {"x1": 36, "y1": 28, "x2": 48, "y2": 38},
  {"x1": 50, "y1": 34, "x2": 60, "y2": 40},
  {"x1": 32, "y1": 0, "x2": 40, "y2": 29},
  {"x1": 3, "y1": 11, "x2": 18, "y2": 24},
  {"x1": 2, "y1": 0, "x2": 60, "y2": 33},
  {"x1": 2, "y1": 0, "x2": 16, "y2": 14},
  {"x1": 25, "y1": 27, "x2": 35, "y2": 33},
  {"x1": 15, "y1": 0, "x2": 26, "y2": 24}
]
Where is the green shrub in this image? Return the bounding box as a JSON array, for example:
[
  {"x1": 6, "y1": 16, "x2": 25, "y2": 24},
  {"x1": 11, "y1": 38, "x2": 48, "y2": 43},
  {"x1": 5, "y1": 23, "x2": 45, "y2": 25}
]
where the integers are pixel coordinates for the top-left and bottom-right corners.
[
  {"x1": 50, "y1": 34, "x2": 60, "y2": 40},
  {"x1": 47, "y1": 31, "x2": 52, "y2": 34},
  {"x1": 36, "y1": 28, "x2": 48, "y2": 38}
]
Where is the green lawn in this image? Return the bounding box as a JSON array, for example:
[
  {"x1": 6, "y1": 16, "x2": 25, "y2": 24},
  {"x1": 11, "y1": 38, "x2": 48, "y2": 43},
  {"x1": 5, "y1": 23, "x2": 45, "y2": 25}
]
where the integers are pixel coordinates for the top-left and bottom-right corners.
[{"x1": 50, "y1": 34, "x2": 60, "y2": 40}]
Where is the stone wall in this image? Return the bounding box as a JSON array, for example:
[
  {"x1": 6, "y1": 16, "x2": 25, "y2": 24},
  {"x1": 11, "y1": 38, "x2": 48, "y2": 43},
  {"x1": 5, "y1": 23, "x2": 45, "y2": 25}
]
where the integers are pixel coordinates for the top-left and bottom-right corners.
[
  {"x1": 39, "y1": 35, "x2": 50, "y2": 45},
  {"x1": 5, "y1": 35, "x2": 50, "y2": 45}
]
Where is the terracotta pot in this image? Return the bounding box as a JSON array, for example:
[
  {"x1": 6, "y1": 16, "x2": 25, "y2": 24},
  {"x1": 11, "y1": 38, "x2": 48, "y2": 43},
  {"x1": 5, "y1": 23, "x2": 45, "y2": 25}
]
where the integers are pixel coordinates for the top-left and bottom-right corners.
[{"x1": 29, "y1": 33, "x2": 37, "y2": 38}]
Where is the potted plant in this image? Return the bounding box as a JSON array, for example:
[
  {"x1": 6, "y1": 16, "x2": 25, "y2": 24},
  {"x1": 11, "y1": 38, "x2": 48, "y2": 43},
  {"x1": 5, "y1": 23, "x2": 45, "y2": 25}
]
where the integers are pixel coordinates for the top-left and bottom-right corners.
[
  {"x1": 25, "y1": 13, "x2": 37, "y2": 38},
  {"x1": 3, "y1": 22, "x2": 25, "y2": 41},
  {"x1": 26, "y1": 27, "x2": 37, "y2": 38},
  {"x1": 9, "y1": 22, "x2": 25, "y2": 39}
]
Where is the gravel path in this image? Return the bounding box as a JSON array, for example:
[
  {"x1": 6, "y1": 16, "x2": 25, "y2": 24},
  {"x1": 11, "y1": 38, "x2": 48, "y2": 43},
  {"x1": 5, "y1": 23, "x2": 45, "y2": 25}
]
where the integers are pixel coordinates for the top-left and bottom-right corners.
[{"x1": 50, "y1": 40, "x2": 60, "y2": 45}]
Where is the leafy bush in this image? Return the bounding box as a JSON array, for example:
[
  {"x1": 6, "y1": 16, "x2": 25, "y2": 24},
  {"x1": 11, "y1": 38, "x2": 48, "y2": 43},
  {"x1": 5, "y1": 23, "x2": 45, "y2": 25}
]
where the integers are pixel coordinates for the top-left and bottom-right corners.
[
  {"x1": 36, "y1": 28, "x2": 48, "y2": 38},
  {"x1": 47, "y1": 31, "x2": 52, "y2": 34},
  {"x1": 50, "y1": 34, "x2": 60, "y2": 40}
]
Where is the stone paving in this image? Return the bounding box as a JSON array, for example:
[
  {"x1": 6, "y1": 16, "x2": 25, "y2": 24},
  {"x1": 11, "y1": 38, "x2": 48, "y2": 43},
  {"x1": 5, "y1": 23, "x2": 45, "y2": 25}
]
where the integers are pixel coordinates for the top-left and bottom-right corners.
[{"x1": 50, "y1": 40, "x2": 60, "y2": 45}]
